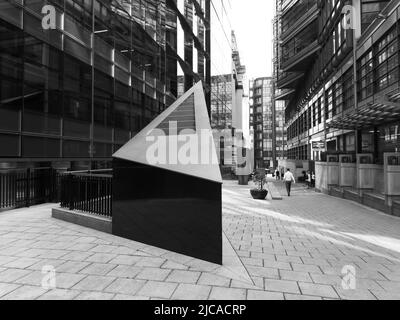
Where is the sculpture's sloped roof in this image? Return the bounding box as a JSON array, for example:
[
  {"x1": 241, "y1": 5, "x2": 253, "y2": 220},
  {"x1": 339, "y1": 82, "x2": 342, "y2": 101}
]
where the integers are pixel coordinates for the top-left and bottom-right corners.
[
  {"x1": 156, "y1": 93, "x2": 196, "y2": 135},
  {"x1": 113, "y1": 82, "x2": 223, "y2": 184}
]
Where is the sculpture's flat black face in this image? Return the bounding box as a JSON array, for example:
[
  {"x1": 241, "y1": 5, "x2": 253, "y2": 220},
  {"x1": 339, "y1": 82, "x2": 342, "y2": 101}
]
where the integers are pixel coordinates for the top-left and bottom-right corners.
[{"x1": 112, "y1": 158, "x2": 223, "y2": 265}]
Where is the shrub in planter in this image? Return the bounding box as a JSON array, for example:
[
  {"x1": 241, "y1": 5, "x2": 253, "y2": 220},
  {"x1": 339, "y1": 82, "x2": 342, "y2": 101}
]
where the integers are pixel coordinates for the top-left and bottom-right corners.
[{"x1": 250, "y1": 172, "x2": 268, "y2": 200}]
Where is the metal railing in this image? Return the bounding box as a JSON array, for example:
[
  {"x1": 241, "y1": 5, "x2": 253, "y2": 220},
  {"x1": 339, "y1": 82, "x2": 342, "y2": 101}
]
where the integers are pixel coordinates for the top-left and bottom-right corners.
[
  {"x1": 0, "y1": 168, "x2": 60, "y2": 211},
  {"x1": 60, "y1": 170, "x2": 113, "y2": 218}
]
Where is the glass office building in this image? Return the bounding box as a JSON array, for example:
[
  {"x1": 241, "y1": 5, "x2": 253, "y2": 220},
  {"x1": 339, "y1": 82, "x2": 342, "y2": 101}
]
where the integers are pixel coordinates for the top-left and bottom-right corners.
[
  {"x1": 210, "y1": 30, "x2": 247, "y2": 171},
  {"x1": 250, "y1": 77, "x2": 275, "y2": 169},
  {"x1": 210, "y1": 74, "x2": 233, "y2": 130},
  {"x1": 0, "y1": 0, "x2": 211, "y2": 171}
]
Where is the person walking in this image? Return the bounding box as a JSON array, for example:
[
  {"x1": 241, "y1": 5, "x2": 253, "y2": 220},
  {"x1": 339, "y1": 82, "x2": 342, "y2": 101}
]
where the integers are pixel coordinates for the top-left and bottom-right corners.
[
  {"x1": 311, "y1": 172, "x2": 315, "y2": 188},
  {"x1": 275, "y1": 169, "x2": 280, "y2": 180},
  {"x1": 283, "y1": 169, "x2": 296, "y2": 197}
]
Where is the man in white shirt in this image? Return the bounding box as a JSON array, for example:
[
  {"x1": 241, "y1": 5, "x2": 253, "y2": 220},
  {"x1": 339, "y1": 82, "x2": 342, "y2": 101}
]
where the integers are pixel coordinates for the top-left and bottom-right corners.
[{"x1": 283, "y1": 169, "x2": 296, "y2": 197}]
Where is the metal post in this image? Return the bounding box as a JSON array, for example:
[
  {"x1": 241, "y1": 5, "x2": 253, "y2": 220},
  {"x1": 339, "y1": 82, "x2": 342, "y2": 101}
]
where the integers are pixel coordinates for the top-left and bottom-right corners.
[
  {"x1": 25, "y1": 168, "x2": 30, "y2": 208},
  {"x1": 352, "y1": 1, "x2": 360, "y2": 156},
  {"x1": 90, "y1": 0, "x2": 95, "y2": 169},
  {"x1": 68, "y1": 174, "x2": 73, "y2": 211}
]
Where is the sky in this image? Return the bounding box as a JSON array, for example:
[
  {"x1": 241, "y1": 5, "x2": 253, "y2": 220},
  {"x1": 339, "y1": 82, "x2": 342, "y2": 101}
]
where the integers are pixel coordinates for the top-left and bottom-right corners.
[{"x1": 230, "y1": 0, "x2": 275, "y2": 80}]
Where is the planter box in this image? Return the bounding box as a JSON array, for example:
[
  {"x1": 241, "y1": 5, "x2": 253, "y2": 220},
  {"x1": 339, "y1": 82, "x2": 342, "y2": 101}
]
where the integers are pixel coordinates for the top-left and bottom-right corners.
[
  {"x1": 250, "y1": 189, "x2": 268, "y2": 200},
  {"x1": 363, "y1": 193, "x2": 387, "y2": 213},
  {"x1": 343, "y1": 189, "x2": 361, "y2": 203},
  {"x1": 392, "y1": 201, "x2": 400, "y2": 217},
  {"x1": 238, "y1": 175, "x2": 249, "y2": 185},
  {"x1": 330, "y1": 186, "x2": 343, "y2": 199}
]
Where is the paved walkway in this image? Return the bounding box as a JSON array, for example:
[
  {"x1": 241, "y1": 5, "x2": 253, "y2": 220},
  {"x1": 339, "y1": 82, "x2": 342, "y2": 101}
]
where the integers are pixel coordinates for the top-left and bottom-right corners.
[{"x1": 0, "y1": 180, "x2": 400, "y2": 300}]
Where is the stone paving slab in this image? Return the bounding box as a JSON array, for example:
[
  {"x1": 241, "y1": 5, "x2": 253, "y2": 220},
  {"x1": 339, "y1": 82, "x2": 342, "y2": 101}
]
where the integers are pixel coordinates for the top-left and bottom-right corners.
[{"x1": 1, "y1": 180, "x2": 400, "y2": 299}]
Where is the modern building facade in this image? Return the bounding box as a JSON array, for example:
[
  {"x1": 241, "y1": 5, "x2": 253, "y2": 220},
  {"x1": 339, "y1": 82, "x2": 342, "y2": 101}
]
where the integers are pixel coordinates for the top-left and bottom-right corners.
[
  {"x1": 210, "y1": 31, "x2": 247, "y2": 133},
  {"x1": 231, "y1": 30, "x2": 247, "y2": 135},
  {"x1": 210, "y1": 74, "x2": 234, "y2": 130},
  {"x1": 0, "y1": 0, "x2": 211, "y2": 171},
  {"x1": 273, "y1": 91, "x2": 287, "y2": 168},
  {"x1": 275, "y1": 0, "x2": 400, "y2": 214},
  {"x1": 211, "y1": 31, "x2": 247, "y2": 170},
  {"x1": 249, "y1": 77, "x2": 276, "y2": 170},
  {"x1": 173, "y1": 0, "x2": 211, "y2": 109},
  {"x1": 179, "y1": 26, "x2": 248, "y2": 171},
  {"x1": 272, "y1": 2, "x2": 288, "y2": 168}
]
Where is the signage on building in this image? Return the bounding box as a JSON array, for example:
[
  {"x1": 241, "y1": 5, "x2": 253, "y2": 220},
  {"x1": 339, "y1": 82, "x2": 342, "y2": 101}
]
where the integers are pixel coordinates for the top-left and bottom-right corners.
[{"x1": 312, "y1": 141, "x2": 325, "y2": 150}]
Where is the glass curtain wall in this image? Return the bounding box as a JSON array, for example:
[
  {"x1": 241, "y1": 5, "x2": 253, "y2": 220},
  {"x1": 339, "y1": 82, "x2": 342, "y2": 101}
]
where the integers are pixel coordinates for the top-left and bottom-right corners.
[{"x1": 0, "y1": 0, "x2": 175, "y2": 168}]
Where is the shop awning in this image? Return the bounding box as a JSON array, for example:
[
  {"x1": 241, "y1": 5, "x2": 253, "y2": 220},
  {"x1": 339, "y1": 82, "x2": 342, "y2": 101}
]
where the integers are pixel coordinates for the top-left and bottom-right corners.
[{"x1": 328, "y1": 90, "x2": 400, "y2": 130}]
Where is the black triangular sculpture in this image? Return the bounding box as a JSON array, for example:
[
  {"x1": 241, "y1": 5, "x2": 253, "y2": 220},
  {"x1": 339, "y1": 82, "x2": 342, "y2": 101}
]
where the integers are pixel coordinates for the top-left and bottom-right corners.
[{"x1": 112, "y1": 82, "x2": 223, "y2": 264}]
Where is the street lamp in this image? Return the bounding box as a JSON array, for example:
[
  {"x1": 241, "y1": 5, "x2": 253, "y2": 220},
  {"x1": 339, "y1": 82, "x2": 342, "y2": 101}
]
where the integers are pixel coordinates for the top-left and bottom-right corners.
[
  {"x1": 341, "y1": 2, "x2": 362, "y2": 153},
  {"x1": 343, "y1": 1, "x2": 388, "y2": 154}
]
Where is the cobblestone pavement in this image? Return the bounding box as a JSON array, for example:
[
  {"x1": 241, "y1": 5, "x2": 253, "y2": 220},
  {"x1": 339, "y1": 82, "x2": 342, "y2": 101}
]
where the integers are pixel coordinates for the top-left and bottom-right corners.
[{"x1": 1, "y1": 180, "x2": 400, "y2": 300}]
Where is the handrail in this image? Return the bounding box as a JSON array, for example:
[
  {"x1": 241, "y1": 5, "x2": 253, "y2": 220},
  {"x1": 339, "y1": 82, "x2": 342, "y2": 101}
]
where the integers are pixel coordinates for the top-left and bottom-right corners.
[
  {"x1": 60, "y1": 173, "x2": 113, "y2": 217},
  {"x1": 60, "y1": 169, "x2": 113, "y2": 175}
]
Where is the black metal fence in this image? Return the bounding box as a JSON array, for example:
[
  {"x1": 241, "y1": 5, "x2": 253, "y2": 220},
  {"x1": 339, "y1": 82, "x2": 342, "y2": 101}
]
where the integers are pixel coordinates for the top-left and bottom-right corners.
[
  {"x1": 0, "y1": 168, "x2": 60, "y2": 211},
  {"x1": 60, "y1": 171, "x2": 113, "y2": 218}
]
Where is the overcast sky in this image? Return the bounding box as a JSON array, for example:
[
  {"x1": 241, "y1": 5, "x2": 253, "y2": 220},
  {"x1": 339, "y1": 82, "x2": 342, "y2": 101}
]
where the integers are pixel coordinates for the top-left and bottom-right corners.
[{"x1": 230, "y1": 0, "x2": 275, "y2": 80}]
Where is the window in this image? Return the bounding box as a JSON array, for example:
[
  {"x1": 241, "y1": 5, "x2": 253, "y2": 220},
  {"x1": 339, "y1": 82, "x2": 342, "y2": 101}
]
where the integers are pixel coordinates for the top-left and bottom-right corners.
[
  {"x1": 281, "y1": 20, "x2": 318, "y2": 63},
  {"x1": 375, "y1": 28, "x2": 399, "y2": 92},
  {"x1": 318, "y1": 97, "x2": 323, "y2": 125},
  {"x1": 22, "y1": 136, "x2": 60, "y2": 158},
  {"x1": 362, "y1": 0, "x2": 391, "y2": 32},
  {"x1": 358, "y1": 50, "x2": 374, "y2": 100},
  {"x1": 342, "y1": 68, "x2": 354, "y2": 110},
  {"x1": 0, "y1": 20, "x2": 23, "y2": 133},
  {"x1": 325, "y1": 87, "x2": 333, "y2": 120},
  {"x1": 358, "y1": 27, "x2": 399, "y2": 99},
  {"x1": 0, "y1": 134, "x2": 19, "y2": 157},
  {"x1": 63, "y1": 140, "x2": 90, "y2": 158},
  {"x1": 281, "y1": 0, "x2": 316, "y2": 33},
  {"x1": 346, "y1": 133, "x2": 356, "y2": 152}
]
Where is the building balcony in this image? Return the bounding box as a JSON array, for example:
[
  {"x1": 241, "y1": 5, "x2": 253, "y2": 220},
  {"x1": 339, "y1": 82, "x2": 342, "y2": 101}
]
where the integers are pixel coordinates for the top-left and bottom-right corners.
[
  {"x1": 319, "y1": 1, "x2": 345, "y2": 42},
  {"x1": 276, "y1": 72, "x2": 304, "y2": 89},
  {"x1": 275, "y1": 89, "x2": 295, "y2": 101},
  {"x1": 281, "y1": 40, "x2": 320, "y2": 72},
  {"x1": 281, "y1": 3, "x2": 319, "y2": 42}
]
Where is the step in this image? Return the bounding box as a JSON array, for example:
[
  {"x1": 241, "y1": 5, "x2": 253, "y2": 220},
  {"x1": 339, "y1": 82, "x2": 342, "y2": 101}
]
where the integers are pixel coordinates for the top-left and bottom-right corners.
[{"x1": 52, "y1": 207, "x2": 112, "y2": 234}]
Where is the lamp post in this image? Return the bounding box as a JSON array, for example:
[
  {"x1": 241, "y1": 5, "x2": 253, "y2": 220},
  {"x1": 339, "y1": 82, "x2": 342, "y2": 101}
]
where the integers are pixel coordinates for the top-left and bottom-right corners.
[
  {"x1": 352, "y1": 5, "x2": 361, "y2": 154},
  {"x1": 343, "y1": 1, "x2": 389, "y2": 155},
  {"x1": 342, "y1": 1, "x2": 361, "y2": 154}
]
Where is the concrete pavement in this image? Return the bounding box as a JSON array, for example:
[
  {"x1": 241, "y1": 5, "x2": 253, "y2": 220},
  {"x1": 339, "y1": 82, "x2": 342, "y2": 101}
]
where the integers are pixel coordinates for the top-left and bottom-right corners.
[{"x1": 0, "y1": 180, "x2": 400, "y2": 300}]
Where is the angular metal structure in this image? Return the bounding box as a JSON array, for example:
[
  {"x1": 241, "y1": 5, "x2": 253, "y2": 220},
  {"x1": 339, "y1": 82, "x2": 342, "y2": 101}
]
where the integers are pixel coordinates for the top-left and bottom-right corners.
[{"x1": 112, "y1": 82, "x2": 223, "y2": 264}]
